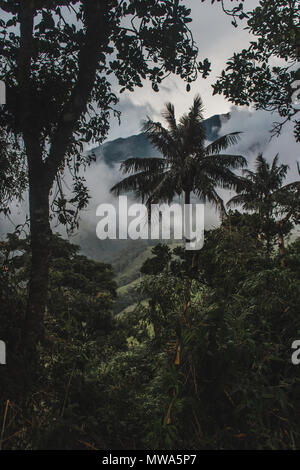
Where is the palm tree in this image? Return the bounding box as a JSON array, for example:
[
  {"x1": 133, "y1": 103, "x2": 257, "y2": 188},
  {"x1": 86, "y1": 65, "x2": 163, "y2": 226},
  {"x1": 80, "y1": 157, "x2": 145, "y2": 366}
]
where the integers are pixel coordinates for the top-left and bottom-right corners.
[
  {"x1": 227, "y1": 154, "x2": 300, "y2": 254},
  {"x1": 227, "y1": 154, "x2": 288, "y2": 215},
  {"x1": 111, "y1": 96, "x2": 246, "y2": 370},
  {"x1": 110, "y1": 95, "x2": 246, "y2": 221}
]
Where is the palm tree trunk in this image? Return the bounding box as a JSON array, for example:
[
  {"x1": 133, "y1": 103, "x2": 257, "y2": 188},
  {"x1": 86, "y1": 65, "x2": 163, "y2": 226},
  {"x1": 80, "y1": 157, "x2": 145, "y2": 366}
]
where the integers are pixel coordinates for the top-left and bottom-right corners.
[
  {"x1": 212, "y1": 191, "x2": 227, "y2": 222},
  {"x1": 218, "y1": 198, "x2": 227, "y2": 222},
  {"x1": 277, "y1": 221, "x2": 285, "y2": 256},
  {"x1": 183, "y1": 190, "x2": 191, "y2": 246},
  {"x1": 184, "y1": 191, "x2": 190, "y2": 205}
]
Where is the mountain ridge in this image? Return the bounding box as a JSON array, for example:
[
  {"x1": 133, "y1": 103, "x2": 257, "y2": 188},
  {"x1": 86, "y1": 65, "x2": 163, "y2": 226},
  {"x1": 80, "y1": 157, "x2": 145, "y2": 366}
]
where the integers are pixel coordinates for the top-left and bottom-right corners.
[{"x1": 91, "y1": 113, "x2": 230, "y2": 168}]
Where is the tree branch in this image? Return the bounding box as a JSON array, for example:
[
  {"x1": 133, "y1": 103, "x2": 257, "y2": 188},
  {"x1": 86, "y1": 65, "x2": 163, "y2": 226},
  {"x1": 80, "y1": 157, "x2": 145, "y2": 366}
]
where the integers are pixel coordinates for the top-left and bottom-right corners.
[
  {"x1": 44, "y1": 0, "x2": 109, "y2": 185},
  {"x1": 18, "y1": 1, "x2": 35, "y2": 129}
]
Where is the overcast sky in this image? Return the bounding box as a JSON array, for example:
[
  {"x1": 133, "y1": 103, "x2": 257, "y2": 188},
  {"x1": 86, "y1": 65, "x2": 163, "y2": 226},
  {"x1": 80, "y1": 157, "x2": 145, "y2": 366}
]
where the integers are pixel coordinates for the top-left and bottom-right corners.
[{"x1": 106, "y1": 0, "x2": 261, "y2": 141}]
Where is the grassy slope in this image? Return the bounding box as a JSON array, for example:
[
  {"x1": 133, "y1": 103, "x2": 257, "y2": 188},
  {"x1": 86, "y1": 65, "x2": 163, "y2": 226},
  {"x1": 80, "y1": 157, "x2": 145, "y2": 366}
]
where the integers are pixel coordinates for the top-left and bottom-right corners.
[{"x1": 114, "y1": 241, "x2": 180, "y2": 314}]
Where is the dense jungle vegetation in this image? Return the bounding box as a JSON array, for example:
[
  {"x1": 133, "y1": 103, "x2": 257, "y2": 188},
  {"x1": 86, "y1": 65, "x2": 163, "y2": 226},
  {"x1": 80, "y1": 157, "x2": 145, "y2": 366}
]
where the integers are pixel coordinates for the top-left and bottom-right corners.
[{"x1": 2, "y1": 208, "x2": 300, "y2": 449}]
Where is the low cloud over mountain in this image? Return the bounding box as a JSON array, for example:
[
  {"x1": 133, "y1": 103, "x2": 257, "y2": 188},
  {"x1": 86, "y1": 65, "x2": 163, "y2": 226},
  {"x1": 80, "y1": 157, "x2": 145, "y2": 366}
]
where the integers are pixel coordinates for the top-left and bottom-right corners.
[{"x1": 1, "y1": 107, "x2": 298, "y2": 263}]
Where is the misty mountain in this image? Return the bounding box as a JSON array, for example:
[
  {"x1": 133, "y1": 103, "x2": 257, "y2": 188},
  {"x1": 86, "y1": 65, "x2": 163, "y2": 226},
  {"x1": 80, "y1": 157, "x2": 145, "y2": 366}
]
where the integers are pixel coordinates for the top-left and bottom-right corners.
[
  {"x1": 77, "y1": 113, "x2": 230, "y2": 288},
  {"x1": 91, "y1": 113, "x2": 229, "y2": 168}
]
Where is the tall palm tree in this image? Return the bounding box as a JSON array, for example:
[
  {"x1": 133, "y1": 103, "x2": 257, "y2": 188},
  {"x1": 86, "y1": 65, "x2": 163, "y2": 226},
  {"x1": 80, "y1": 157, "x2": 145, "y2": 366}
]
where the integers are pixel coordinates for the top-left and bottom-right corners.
[
  {"x1": 227, "y1": 154, "x2": 289, "y2": 216},
  {"x1": 110, "y1": 95, "x2": 246, "y2": 220},
  {"x1": 227, "y1": 153, "x2": 286, "y2": 247},
  {"x1": 227, "y1": 154, "x2": 300, "y2": 253},
  {"x1": 111, "y1": 96, "x2": 246, "y2": 371}
]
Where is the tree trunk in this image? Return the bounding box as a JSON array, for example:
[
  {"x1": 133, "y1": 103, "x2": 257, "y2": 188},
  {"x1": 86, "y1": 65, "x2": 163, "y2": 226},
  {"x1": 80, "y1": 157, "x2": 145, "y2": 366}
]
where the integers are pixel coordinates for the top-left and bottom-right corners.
[
  {"x1": 277, "y1": 221, "x2": 285, "y2": 256},
  {"x1": 218, "y1": 200, "x2": 227, "y2": 222},
  {"x1": 184, "y1": 191, "x2": 190, "y2": 205},
  {"x1": 212, "y1": 191, "x2": 227, "y2": 222},
  {"x1": 184, "y1": 190, "x2": 191, "y2": 245},
  {"x1": 16, "y1": 1, "x2": 110, "y2": 358},
  {"x1": 23, "y1": 167, "x2": 52, "y2": 353}
]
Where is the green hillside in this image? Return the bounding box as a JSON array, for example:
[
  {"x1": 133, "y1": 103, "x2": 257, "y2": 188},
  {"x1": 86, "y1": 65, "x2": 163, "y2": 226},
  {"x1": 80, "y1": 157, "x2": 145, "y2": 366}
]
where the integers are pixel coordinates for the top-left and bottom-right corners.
[{"x1": 113, "y1": 241, "x2": 180, "y2": 314}]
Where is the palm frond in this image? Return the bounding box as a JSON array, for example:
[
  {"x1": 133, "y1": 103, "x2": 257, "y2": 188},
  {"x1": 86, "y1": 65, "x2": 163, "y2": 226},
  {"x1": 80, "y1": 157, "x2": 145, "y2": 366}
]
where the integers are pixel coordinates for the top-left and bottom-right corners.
[
  {"x1": 146, "y1": 170, "x2": 180, "y2": 205},
  {"x1": 162, "y1": 102, "x2": 178, "y2": 137},
  {"x1": 193, "y1": 182, "x2": 222, "y2": 208},
  {"x1": 280, "y1": 180, "x2": 300, "y2": 192},
  {"x1": 120, "y1": 157, "x2": 167, "y2": 174},
  {"x1": 142, "y1": 119, "x2": 178, "y2": 159},
  {"x1": 271, "y1": 153, "x2": 280, "y2": 172},
  {"x1": 205, "y1": 132, "x2": 242, "y2": 155},
  {"x1": 178, "y1": 95, "x2": 206, "y2": 145},
  {"x1": 189, "y1": 94, "x2": 204, "y2": 122},
  {"x1": 227, "y1": 193, "x2": 254, "y2": 209},
  {"x1": 203, "y1": 153, "x2": 247, "y2": 169},
  {"x1": 194, "y1": 160, "x2": 245, "y2": 191},
  {"x1": 110, "y1": 170, "x2": 166, "y2": 197}
]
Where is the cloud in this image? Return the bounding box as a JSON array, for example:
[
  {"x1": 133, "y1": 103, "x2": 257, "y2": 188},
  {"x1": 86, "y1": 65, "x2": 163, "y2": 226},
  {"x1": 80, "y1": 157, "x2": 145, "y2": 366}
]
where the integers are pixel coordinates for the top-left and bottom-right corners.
[
  {"x1": 0, "y1": 197, "x2": 29, "y2": 239},
  {"x1": 221, "y1": 107, "x2": 299, "y2": 179},
  {"x1": 106, "y1": 0, "x2": 261, "y2": 142},
  {"x1": 208, "y1": 106, "x2": 300, "y2": 215},
  {"x1": 107, "y1": 95, "x2": 158, "y2": 141},
  {"x1": 2, "y1": 104, "x2": 297, "y2": 245}
]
